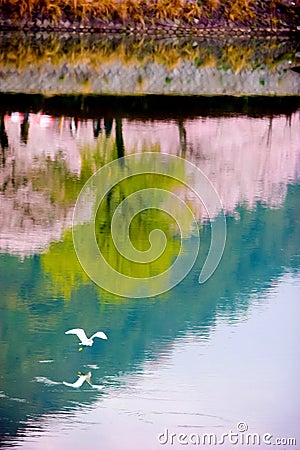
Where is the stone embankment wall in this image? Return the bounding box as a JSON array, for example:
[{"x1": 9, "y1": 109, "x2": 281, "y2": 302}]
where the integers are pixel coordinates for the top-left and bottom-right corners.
[{"x1": 1, "y1": 59, "x2": 299, "y2": 96}]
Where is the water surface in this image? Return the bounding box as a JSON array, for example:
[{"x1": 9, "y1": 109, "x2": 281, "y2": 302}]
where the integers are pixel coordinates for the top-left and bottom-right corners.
[{"x1": 0, "y1": 96, "x2": 299, "y2": 449}]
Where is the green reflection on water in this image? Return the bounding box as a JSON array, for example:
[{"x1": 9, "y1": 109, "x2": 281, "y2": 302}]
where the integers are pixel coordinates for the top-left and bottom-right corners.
[
  {"x1": 25, "y1": 133, "x2": 201, "y2": 295},
  {"x1": 0, "y1": 182, "x2": 299, "y2": 440},
  {"x1": 43, "y1": 153, "x2": 199, "y2": 295},
  {"x1": 32, "y1": 132, "x2": 119, "y2": 206}
]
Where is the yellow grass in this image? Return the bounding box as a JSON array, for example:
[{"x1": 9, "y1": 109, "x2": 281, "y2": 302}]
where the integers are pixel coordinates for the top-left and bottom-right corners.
[
  {"x1": 0, "y1": 0, "x2": 261, "y2": 22},
  {"x1": 223, "y1": 0, "x2": 255, "y2": 22},
  {"x1": 0, "y1": 34, "x2": 294, "y2": 73},
  {"x1": 1, "y1": 0, "x2": 297, "y2": 26}
]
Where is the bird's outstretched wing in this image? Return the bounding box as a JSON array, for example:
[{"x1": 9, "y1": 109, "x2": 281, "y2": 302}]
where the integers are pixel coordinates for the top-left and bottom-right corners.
[
  {"x1": 63, "y1": 375, "x2": 86, "y2": 388},
  {"x1": 65, "y1": 328, "x2": 88, "y2": 342},
  {"x1": 90, "y1": 331, "x2": 108, "y2": 340}
]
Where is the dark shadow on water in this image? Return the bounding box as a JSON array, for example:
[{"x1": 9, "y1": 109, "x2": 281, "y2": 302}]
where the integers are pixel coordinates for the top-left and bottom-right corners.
[{"x1": 0, "y1": 93, "x2": 299, "y2": 120}]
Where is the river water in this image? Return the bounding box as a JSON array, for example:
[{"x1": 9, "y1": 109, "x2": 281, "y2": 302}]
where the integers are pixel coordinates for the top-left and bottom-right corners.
[{"x1": 0, "y1": 42, "x2": 300, "y2": 450}]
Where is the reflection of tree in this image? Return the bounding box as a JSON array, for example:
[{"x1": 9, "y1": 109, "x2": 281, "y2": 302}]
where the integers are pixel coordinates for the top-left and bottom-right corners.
[
  {"x1": 177, "y1": 119, "x2": 187, "y2": 157},
  {"x1": 41, "y1": 229, "x2": 89, "y2": 298},
  {"x1": 93, "y1": 119, "x2": 102, "y2": 138},
  {"x1": 266, "y1": 117, "x2": 273, "y2": 147},
  {"x1": 92, "y1": 117, "x2": 113, "y2": 139},
  {"x1": 115, "y1": 118, "x2": 125, "y2": 159},
  {"x1": 1, "y1": 109, "x2": 299, "y2": 263},
  {"x1": 20, "y1": 112, "x2": 30, "y2": 144},
  {"x1": 0, "y1": 183, "x2": 299, "y2": 441},
  {"x1": 42, "y1": 156, "x2": 193, "y2": 295},
  {"x1": 0, "y1": 114, "x2": 8, "y2": 166},
  {"x1": 104, "y1": 118, "x2": 113, "y2": 138},
  {"x1": 95, "y1": 178, "x2": 182, "y2": 282}
]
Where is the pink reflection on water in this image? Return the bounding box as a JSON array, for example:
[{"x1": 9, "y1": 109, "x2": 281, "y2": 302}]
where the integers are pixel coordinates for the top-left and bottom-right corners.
[{"x1": 0, "y1": 111, "x2": 299, "y2": 257}]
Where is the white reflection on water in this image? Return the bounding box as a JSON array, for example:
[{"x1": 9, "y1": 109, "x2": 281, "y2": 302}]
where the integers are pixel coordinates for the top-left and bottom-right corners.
[{"x1": 12, "y1": 273, "x2": 300, "y2": 450}]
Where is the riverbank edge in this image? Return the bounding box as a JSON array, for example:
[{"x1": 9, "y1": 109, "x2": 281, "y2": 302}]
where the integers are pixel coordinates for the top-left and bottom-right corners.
[
  {"x1": 0, "y1": 19, "x2": 299, "y2": 37},
  {"x1": 1, "y1": 93, "x2": 300, "y2": 118}
]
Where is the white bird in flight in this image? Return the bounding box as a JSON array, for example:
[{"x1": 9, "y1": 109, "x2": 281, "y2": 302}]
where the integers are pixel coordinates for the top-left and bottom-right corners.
[
  {"x1": 65, "y1": 328, "x2": 108, "y2": 348},
  {"x1": 63, "y1": 371, "x2": 104, "y2": 390}
]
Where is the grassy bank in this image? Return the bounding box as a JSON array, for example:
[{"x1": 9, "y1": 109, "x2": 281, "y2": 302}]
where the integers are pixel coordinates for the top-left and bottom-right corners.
[{"x1": 0, "y1": 0, "x2": 299, "y2": 32}]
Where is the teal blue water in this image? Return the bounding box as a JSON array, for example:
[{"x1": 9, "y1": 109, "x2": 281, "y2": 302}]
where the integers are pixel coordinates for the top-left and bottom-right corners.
[{"x1": 0, "y1": 101, "x2": 300, "y2": 450}]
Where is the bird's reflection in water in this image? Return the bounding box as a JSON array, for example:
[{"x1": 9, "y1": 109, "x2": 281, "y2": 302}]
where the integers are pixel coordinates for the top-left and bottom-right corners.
[{"x1": 63, "y1": 371, "x2": 104, "y2": 390}]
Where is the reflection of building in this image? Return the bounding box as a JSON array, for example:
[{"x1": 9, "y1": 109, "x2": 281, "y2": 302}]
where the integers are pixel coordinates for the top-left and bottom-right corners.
[{"x1": 0, "y1": 111, "x2": 299, "y2": 258}]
